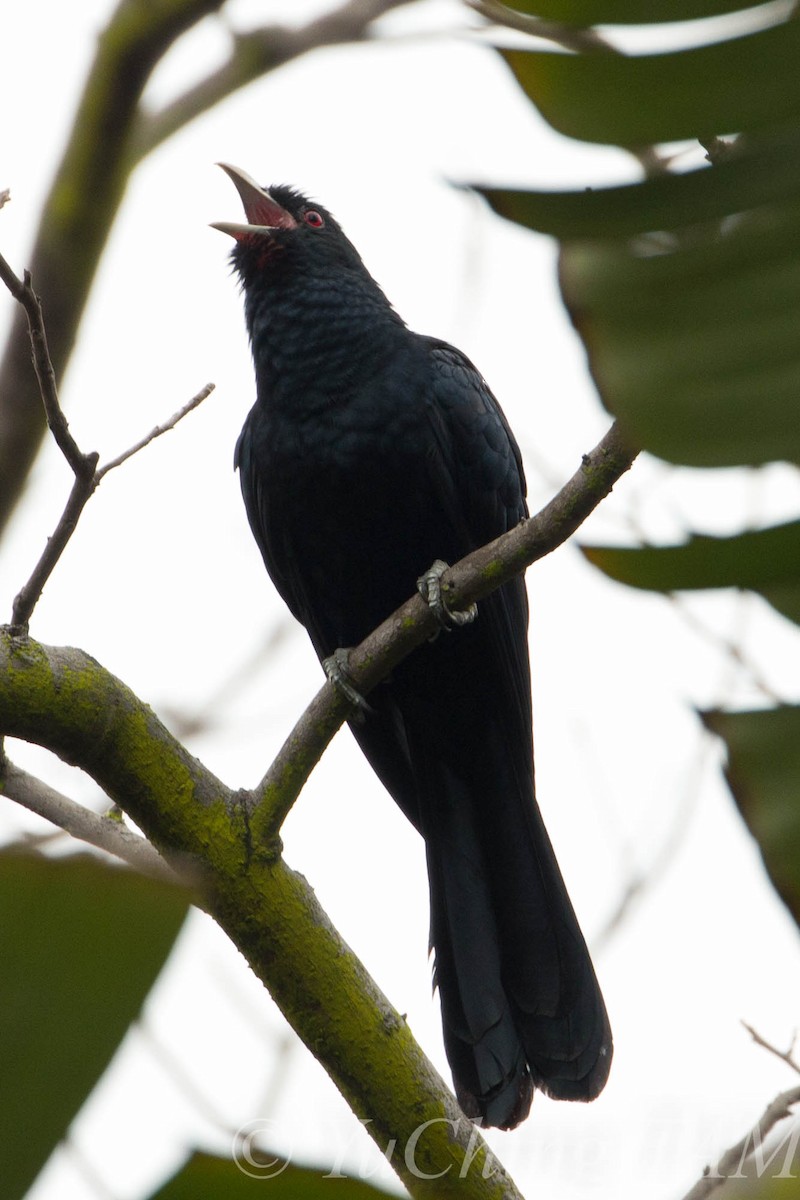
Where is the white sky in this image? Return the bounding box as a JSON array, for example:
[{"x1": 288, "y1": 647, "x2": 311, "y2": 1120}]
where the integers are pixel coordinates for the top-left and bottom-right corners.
[{"x1": 3, "y1": 2, "x2": 800, "y2": 1198}]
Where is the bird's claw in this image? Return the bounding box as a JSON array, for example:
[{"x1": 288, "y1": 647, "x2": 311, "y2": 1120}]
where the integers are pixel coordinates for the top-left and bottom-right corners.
[
  {"x1": 323, "y1": 648, "x2": 372, "y2": 721},
  {"x1": 417, "y1": 559, "x2": 478, "y2": 633}
]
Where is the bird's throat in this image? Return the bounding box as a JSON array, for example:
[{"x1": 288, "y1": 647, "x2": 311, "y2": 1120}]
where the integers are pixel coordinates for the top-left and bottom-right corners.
[{"x1": 247, "y1": 271, "x2": 406, "y2": 411}]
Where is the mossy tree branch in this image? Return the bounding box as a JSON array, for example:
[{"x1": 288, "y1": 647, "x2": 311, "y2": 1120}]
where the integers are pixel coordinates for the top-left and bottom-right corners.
[
  {"x1": 0, "y1": 421, "x2": 636, "y2": 1196},
  {"x1": 0, "y1": 633, "x2": 517, "y2": 1199}
]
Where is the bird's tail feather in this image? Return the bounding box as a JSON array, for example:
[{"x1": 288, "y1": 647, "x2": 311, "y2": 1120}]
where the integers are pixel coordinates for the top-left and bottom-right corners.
[{"x1": 419, "y1": 743, "x2": 612, "y2": 1129}]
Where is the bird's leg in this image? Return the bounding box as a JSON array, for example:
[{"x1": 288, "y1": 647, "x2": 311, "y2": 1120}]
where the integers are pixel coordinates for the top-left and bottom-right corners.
[
  {"x1": 322, "y1": 647, "x2": 372, "y2": 722},
  {"x1": 417, "y1": 559, "x2": 478, "y2": 633}
]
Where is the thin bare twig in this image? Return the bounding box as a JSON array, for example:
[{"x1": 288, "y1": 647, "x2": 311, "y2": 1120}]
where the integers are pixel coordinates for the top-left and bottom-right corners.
[
  {"x1": 467, "y1": 0, "x2": 611, "y2": 54},
  {"x1": 11, "y1": 465, "x2": 99, "y2": 629},
  {"x1": 0, "y1": 254, "x2": 97, "y2": 632},
  {"x1": 681, "y1": 1086, "x2": 800, "y2": 1200},
  {"x1": 96, "y1": 382, "x2": 215, "y2": 480},
  {"x1": 680, "y1": 1026, "x2": 800, "y2": 1199},
  {"x1": 0, "y1": 259, "x2": 88, "y2": 473},
  {"x1": 1, "y1": 760, "x2": 184, "y2": 886},
  {"x1": 1, "y1": 252, "x2": 213, "y2": 630},
  {"x1": 742, "y1": 1022, "x2": 800, "y2": 1078}
]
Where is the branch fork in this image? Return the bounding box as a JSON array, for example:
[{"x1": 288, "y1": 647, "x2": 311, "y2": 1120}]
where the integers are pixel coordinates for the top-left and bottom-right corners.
[{"x1": 0, "y1": 254, "x2": 214, "y2": 632}]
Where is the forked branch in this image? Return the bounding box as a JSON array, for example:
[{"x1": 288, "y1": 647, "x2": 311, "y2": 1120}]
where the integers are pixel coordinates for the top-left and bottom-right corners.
[{"x1": 0, "y1": 253, "x2": 214, "y2": 631}]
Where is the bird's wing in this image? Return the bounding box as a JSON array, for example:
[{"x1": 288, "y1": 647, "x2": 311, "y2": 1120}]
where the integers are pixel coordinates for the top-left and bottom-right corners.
[
  {"x1": 235, "y1": 414, "x2": 313, "y2": 628},
  {"x1": 351, "y1": 335, "x2": 534, "y2": 832},
  {"x1": 421, "y1": 337, "x2": 528, "y2": 543},
  {"x1": 415, "y1": 336, "x2": 532, "y2": 731}
]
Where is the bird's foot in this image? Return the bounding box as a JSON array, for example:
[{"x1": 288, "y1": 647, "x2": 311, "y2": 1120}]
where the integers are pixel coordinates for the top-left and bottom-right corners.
[
  {"x1": 322, "y1": 648, "x2": 372, "y2": 722},
  {"x1": 417, "y1": 559, "x2": 478, "y2": 633}
]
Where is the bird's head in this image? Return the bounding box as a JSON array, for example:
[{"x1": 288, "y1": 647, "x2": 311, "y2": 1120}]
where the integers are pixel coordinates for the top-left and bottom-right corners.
[{"x1": 212, "y1": 164, "x2": 366, "y2": 287}]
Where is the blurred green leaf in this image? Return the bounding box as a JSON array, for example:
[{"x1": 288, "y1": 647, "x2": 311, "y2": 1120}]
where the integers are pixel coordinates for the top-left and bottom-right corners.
[
  {"x1": 556, "y1": 199, "x2": 800, "y2": 294},
  {"x1": 480, "y1": 12, "x2": 800, "y2": 471},
  {"x1": 502, "y1": 1, "x2": 767, "y2": 22},
  {"x1": 557, "y1": 201, "x2": 800, "y2": 467},
  {"x1": 479, "y1": 134, "x2": 800, "y2": 240},
  {"x1": 702, "y1": 707, "x2": 800, "y2": 928},
  {"x1": 489, "y1": 2, "x2": 800, "y2": 932},
  {"x1": 150, "y1": 1150, "x2": 397, "y2": 1199},
  {"x1": 0, "y1": 852, "x2": 189, "y2": 1200},
  {"x1": 501, "y1": 19, "x2": 800, "y2": 146},
  {"x1": 583, "y1": 521, "x2": 800, "y2": 626}
]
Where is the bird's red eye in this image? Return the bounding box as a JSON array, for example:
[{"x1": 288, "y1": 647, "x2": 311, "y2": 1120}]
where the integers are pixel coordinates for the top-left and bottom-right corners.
[{"x1": 304, "y1": 210, "x2": 324, "y2": 228}]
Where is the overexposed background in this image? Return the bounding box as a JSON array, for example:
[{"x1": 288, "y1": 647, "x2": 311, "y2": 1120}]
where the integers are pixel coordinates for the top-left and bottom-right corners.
[{"x1": 2, "y1": 2, "x2": 800, "y2": 1197}]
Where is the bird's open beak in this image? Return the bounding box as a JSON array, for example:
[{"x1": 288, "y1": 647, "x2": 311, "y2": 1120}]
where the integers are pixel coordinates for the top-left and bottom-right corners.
[{"x1": 211, "y1": 163, "x2": 297, "y2": 239}]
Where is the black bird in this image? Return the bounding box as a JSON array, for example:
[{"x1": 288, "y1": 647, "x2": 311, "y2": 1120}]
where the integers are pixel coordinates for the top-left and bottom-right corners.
[{"x1": 214, "y1": 165, "x2": 612, "y2": 1129}]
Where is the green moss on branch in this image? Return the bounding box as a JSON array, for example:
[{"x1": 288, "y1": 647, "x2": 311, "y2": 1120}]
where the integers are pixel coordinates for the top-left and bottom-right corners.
[{"x1": 0, "y1": 626, "x2": 522, "y2": 1198}]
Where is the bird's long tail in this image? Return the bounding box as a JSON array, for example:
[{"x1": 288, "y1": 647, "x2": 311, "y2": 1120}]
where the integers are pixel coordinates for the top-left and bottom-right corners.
[{"x1": 416, "y1": 723, "x2": 612, "y2": 1129}]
